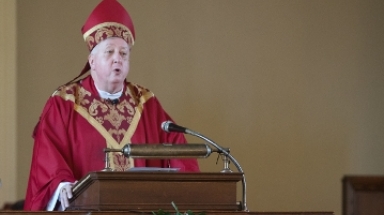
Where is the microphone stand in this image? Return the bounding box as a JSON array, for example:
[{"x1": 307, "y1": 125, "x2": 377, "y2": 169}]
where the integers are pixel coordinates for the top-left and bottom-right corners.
[{"x1": 184, "y1": 128, "x2": 248, "y2": 212}]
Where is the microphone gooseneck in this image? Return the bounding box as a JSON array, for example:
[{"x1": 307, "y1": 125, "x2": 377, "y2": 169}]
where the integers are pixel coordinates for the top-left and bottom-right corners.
[{"x1": 160, "y1": 121, "x2": 248, "y2": 211}]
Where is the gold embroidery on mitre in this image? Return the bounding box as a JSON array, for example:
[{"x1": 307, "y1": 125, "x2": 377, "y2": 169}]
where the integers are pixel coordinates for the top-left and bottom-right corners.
[
  {"x1": 85, "y1": 36, "x2": 95, "y2": 50},
  {"x1": 94, "y1": 27, "x2": 114, "y2": 44},
  {"x1": 111, "y1": 25, "x2": 122, "y2": 37},
  {"x1": 122, "y1": 31, "x2": 134, "y2": 45},
  {"x1": 83, "y1": 22, "x2": 135, "y2": 50}
]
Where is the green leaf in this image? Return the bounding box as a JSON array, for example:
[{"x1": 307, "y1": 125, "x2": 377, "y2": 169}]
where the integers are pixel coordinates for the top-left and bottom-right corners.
[{"x1": 152, "y1": 202, "x2": 206, "y2": 215}]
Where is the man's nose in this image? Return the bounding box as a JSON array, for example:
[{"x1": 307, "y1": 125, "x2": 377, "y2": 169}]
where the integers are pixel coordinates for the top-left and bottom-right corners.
[{"x1": 113, "y1": 52, "x2": 123, "y2": 63}]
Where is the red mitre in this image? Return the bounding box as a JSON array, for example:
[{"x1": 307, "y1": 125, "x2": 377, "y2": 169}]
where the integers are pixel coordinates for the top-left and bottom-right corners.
[{"x1": 77, "y1": 0, "x2": 135, "y2": 79}]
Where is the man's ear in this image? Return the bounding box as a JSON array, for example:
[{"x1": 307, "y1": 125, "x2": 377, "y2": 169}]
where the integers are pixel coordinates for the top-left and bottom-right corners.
[{"x1": 88, "y1": 54, "x2": 95, "y2": 68}]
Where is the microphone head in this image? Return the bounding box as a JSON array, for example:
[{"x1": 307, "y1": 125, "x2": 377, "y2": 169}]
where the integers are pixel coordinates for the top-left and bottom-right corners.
[
  {"x1": 161, "y1": 121, "x2": 172, "y2": 132},
  {"x1": 161, "y1": 121, "x2": 187, "y2": 133}
]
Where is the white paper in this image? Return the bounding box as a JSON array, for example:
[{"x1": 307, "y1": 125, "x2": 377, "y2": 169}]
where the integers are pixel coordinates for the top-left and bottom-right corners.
[{"x1": 126, "y1": 167, "x2": 180, "y2": 172}]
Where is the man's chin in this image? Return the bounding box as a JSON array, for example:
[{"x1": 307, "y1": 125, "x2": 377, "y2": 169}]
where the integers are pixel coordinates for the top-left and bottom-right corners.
[{"x1": 110, "y1": 77, "x2": 126, "y2": 83}]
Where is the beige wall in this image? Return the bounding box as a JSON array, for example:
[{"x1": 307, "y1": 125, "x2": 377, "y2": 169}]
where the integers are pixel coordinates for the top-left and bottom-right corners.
[
  {"x1": 0, "y1": 0, "x2": 17, "y2": 207},
  {"x1": 1, "y1": 0, "x2": 383, "y2": 214}
]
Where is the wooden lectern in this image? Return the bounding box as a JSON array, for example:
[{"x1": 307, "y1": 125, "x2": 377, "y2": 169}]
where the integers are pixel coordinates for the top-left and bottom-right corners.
[
  {"x1": 343, "y1": 175, "x2": 384, "y2": 215},
  {"x1": 67, "y1": 171, "x2": 244, "y2": 211},
  {"x1": 0, "y1": 171, "x2": 335, "y2": 215}
]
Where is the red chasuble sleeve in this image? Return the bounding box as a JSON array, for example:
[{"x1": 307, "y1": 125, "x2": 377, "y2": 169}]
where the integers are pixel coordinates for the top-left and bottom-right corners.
[{"x1": 24, "y1": 97, "x2": 77, "y2": 210}]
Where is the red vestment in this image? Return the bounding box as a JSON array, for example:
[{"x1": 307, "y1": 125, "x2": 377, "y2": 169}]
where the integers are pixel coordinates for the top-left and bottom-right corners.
[{"x1": 24, "y1": 76, "x2": 199, "y2": 210}]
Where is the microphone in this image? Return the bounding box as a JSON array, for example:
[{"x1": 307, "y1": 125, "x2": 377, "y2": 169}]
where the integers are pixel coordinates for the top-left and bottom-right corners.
[
  {"x1": 160, "y1": 120, "x2": 248, "y2": 211},
  {"x1": 161, "y1": 121, "x2": 187, "y2": 133},
  {"x1": 108, "y1": 98, "x2": 119, "y2": 105}
]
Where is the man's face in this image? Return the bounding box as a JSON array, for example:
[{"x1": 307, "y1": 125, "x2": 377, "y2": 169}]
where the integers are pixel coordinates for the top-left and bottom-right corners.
[{"x1": 89, "y1": 37, "x2": 130, "y2": 93}]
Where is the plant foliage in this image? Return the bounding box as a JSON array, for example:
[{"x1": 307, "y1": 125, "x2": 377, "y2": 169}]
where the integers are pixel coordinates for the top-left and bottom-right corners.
[{"x1": 152, "y1": 201, "x2": 206, "y2": 215}]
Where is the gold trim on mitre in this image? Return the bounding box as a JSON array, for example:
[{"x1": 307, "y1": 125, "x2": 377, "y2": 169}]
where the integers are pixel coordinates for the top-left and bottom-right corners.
[{"x1": 83, "y1": 22, "x2": 135, "y2": 48}]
